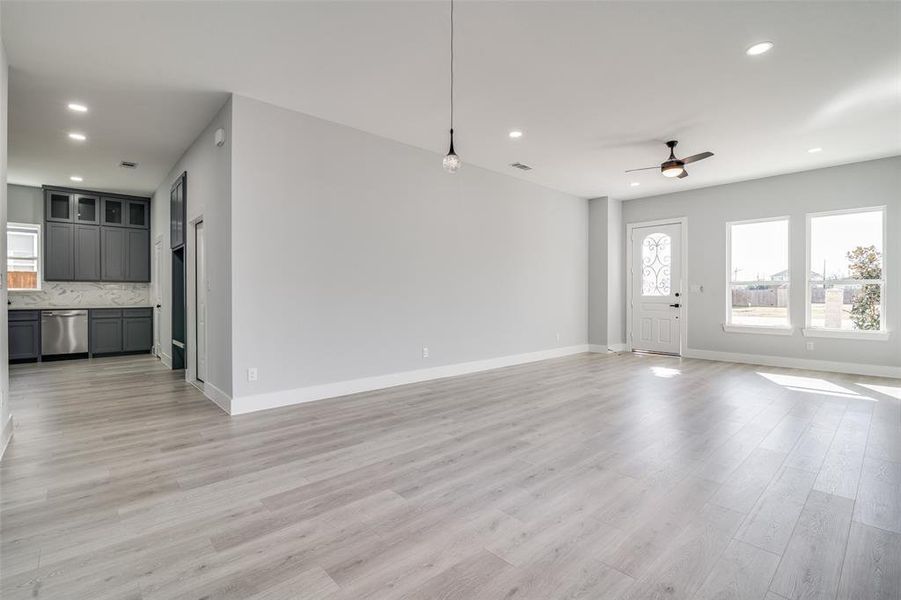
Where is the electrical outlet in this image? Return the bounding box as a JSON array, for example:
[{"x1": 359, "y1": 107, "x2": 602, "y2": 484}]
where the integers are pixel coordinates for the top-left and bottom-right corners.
[
  {"x1": 422, "y1": 346, "x2": 430, "y2": 359},
  {"x1": 806, "y1": 342, "x2": 814, "y2": 351},
  {"x1": 247, "y1": 367, "x2": 258, "y2": 382}
]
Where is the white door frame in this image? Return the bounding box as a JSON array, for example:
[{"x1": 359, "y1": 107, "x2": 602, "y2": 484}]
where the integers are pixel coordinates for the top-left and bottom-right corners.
[
  {"x1": 152, "y1": 236, "x2": 163, "y2": 359},
  {"x1": 625, "y1": 217, "x2": 688, "y2": 355},
  {"x1": 185, "y1": 214, "x2": 204, "y2": 389},
  {"x1": 195, "y1": 220, "x2": 207, "y2": 384}
]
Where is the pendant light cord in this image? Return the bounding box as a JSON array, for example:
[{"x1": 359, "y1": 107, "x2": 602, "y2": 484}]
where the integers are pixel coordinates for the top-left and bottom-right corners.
[{"x1": 449, "y1": 0, "x2": 454, "y2": 132}]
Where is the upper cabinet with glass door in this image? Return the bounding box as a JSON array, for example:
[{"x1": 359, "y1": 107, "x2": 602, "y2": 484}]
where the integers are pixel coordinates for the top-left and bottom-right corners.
[
  {"x1": 45, "y1": 190, "x2": 74, "y2": 222},
  {"x1": 102, "y1": 197, "x2": 149, "y2": 229}
]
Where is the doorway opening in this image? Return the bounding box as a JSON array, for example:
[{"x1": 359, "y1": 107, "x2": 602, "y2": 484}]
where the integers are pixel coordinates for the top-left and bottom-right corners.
[{"x1": 627, "y1": 218, "x2": 686, "y2": 356}]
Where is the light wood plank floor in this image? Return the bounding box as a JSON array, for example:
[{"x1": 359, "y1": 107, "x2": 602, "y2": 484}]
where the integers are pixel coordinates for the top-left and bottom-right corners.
[{"x1": 1, "y1": 352, "x2": 899, "y2": 599}]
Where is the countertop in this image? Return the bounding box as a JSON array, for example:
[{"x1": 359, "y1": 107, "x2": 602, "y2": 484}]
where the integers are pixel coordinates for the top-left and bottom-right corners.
[{"x1": 8, "y1": 306, "x2": 154, "y2": 311}]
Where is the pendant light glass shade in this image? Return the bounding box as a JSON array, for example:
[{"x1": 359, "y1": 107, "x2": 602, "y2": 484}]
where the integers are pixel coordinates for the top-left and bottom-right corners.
[
  {"x1": 443, "y1": 129, "x2": 461, "y2": 173},
  {"x1": 443, "y1": 0, "x2": 460, "y2": 173}
]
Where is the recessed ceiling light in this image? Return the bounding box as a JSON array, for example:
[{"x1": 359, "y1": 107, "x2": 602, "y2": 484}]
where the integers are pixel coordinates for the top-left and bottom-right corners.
[
  {"x1": 68, "y1": 132, "x2": 87, "y2": 141},
  {"x1": 745, "y1": 41, "x2": 774, "y2": 56},
  {"x1": 630, "y1": 182, "x2": 641, "y2": 187},
  {"x1": 508, "y1": 130, "x2": 523, "y2": 139},
  {"x1": 808, "y1": 147, "x2": 823, "y2": 153},
  {"x1": 70, "y1": 176, "x2": 83, "y2": 182},
  {"x1": 67, "y1": 103, "x2": 88, "y2": 112}
]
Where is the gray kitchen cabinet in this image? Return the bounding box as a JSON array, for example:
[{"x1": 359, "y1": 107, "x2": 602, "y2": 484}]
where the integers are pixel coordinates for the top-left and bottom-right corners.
[
  {"x1": 102, "y1": 197, "x2": 125, "y2": 226},
  {"x1": 74, "y1": 225, "x2": 101, "y2": 281},
  {"x1": 74, "y1": 194, "x2": 100, "y2": 224},
  {"x1": 126, "y1": 200, "x2": 149, "y2": 228},
  {"x1": 89, "y1": 309, "x2": 152, "y2": 355},
  {"x1": 45, "y1": 222, "x2": 75, "y2": 280},
  {"x1": 170, "y1": 172, "x2": 186, "y2": 248},
  {"x1": 125, "y1": 229, "x2": 150, "y2": 281},
  {"x1": 123, "y1": 315, "x2": 153, "y2": 352},
  {"x1": 101, "y1": 227, "x2": 127, "y2": 281},
  {"x1": 90, "y1": 317, "x2": 123, "y2": 354},
  {"x1": 45, "y1": 190, "x2": 73, "y2": 222},
  {"x1": 8, "y1": 311, "x2": 41, "y2": 361}
]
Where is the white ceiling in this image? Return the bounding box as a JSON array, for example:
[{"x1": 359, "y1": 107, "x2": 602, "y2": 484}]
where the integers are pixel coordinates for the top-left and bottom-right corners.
[{"x1": 3, "y1": 1, "x2": 900, "y2": 199}]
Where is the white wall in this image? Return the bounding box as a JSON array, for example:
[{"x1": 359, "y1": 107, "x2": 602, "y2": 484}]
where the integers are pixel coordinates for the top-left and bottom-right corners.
[
  {"x1": 151, "y1": 97, "x2": 232, "y2": 398},
  {"x1": 588, "y1": 197, "x2": 607, "y2": 348},
  {"x1": 229, "y1": 95, "x2": 588, "y2": 410},
  {"x1": 606, "y1": 197, "x2": 625, "y2": 349},
  {"x1": 621, "y1": 156, "x2": 900, "y2": 369},
  {"x1": 1, "y1": 30, "x2": 11, "y2": 456}
]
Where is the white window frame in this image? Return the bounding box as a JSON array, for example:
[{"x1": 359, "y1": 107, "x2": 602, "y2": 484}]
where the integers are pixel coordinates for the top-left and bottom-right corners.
[
  {"x1": 7, "y1": 222, "x2": 42, "y2": 292},
  {"x1": 804, "y1": 206, "x2": 888, "y2": 340},
  {"x1": 723, "y1": 215, "x2": 793, "y2": 335}
]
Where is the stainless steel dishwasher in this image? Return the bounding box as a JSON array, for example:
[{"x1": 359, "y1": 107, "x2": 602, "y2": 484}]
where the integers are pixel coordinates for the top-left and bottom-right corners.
[{"x1": 41, "y1": 310, "x2": 89, "y2": 357}]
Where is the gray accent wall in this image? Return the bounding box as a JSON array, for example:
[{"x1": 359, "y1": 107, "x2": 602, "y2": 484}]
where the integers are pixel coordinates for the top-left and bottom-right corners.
[
  {"x1": 230, "y1": 95, "x2": 588, "y2": 402},
  {"x1": 621, "y1": 156, "x2": 900, "y2": 368}
]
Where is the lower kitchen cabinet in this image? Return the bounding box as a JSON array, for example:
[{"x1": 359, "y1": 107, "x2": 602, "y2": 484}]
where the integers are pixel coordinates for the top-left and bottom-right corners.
[
  {"x1": 90, "y1": 317, "x2": 123, "y2": 354},
  {"x1": 89, "y1": 308, "x2": 153, "y2": 355},
  {"x1": 9, "y1": 311, "x2": 41, "y2": 361}
]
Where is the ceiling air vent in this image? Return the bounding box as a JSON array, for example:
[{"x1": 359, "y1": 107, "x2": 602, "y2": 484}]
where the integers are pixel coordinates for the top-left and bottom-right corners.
[
  {"x1": 510, "y1": 162, "x2": 532, "y2": 171},
  {"x1": 119, "y1": 161, "x2": 138, "y2": 169}
]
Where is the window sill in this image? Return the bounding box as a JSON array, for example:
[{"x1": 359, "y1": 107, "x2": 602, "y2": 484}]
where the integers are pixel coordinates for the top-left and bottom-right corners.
[
  {"x1": 802, "y1": 328, "x2": 890, "y2": 341},
  {"x1": 722, "y1": 324, "x2": 794, "y2": 336}
]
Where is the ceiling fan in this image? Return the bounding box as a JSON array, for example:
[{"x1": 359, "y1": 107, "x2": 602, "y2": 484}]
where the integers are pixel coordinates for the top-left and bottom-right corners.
[{"x1": 625, "y1": 140, "x2": 714, "y2": 179}]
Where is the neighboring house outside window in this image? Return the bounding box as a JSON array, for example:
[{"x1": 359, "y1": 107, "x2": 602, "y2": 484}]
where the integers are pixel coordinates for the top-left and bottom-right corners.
[
  {"x1": 7, "y1": 222, "x2": 42, "y2": 291},
  {"x1": 726, "y1": 217, "x2": 791, "y2": 331}
]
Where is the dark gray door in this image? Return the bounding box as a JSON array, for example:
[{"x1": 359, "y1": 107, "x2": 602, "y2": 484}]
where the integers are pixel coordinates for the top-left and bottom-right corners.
[
  {"x1": 74, "y1": 195, "x2": 100, "y2": 224},
  {"x1": 45, "y1": 222, "x2": 74, "y2": 280},
  {"x1": 9, "y1": 320, "x2": 41, "y2": 360},
  {"x1": 90, "y1": 319, "x2": 123, "y2": 354},
  {"x1": 101, "y1": 227, "x2": 127, "y2": 281},
  {"x1": 126, "y1": 200, "x2": 149, "y2": 228},
  {"x1": 45, "y1": 191, "x2": 73, "y2": 222},
  {"x1": 74, "y1": 225, "x2": 101, "y2": 281},
  {"x1": 123, "y1": 317, "x2": 152, "y2": 351},
  {"x1": 101, "y1": 198, "x2": 125, "y2": 226},
  {"x1": 125, "y1": 229, "x2": 150, "y2": 282},
  {"x1": 170, "y1": 173, "x2": 186, "y2": 248}
]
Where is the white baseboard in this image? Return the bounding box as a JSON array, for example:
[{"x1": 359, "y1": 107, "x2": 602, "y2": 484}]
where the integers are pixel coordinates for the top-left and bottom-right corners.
[
  {"x1": 0, "y1": 413, "x2": 13, "y2": 461},
  {"x1": 683, "y1": 348, "x2": 901, "y2": 379},
  {"x1": 229, "y1": 344, "x2": 591, "y2": 415},
  {"x1": 588, "y1": 344, "x2": 607, "y2": 353},
  {"x1": 202, "y1": 381, "x2": 231, "y2": 414},
  {"x1": 608, "y1": 343, "x2": 629, "y2": 352},
  {"x1": 161, "y1": 352, "x2": 173, "y2": 369}
]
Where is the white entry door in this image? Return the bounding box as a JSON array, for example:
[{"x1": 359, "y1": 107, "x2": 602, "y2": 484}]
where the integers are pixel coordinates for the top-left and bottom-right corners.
[
  {"x1": 631, "y1": 222, "x2": 683, "y2": 355},
  {"x1": 152, "y1": 238, "x2": 163, "y2": 358},
  {"x1": 195, "y1": 221, "x2": 207, "y2": 382}
]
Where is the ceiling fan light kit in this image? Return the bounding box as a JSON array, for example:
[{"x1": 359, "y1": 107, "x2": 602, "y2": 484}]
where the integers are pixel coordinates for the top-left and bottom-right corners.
[{"x1": 625, "y1": 139, "x2": 713, "y2": 180}]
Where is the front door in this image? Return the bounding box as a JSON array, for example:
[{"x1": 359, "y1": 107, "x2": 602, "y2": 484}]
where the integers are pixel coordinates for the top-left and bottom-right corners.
[{"x1": 631, "y1": 222, "x2": 682, "y2": 355}]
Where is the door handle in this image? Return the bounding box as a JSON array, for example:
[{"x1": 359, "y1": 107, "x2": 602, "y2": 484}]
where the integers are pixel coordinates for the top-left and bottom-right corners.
[{"x1": 669, "y1": 303, "x2": 681, "y2": 308}]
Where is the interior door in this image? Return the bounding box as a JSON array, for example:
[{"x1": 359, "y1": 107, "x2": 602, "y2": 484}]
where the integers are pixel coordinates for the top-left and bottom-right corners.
[
  {"x1": 152, "y1": 238, "x2": 162, "y2": 358},
  {"x1": 195, "y1": 221, "x2": 207, "y2": 382},
  {"x1": 631, "y1": 222, "x2": 682, "y2": 355}
]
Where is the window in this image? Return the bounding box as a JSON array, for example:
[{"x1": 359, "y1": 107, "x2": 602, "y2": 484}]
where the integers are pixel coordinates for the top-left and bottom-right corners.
[
  {"x1": 807, "y1": 207, "x2": 885, "y2": 336},
  {"x1": 726, "y1": 217, "x2": 790, "y2": 329},
  {"x1": 641, "y1": 232, "x2": 672, "y2": 296},
  {"x1": 7, "y1": 223, "x2": 42, "y2": 291}
]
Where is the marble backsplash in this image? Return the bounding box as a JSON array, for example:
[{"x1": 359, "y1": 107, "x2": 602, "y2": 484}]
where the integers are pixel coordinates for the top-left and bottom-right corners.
[{"x1": 9, "y1": 282, "x2": 151, "y2": 308}]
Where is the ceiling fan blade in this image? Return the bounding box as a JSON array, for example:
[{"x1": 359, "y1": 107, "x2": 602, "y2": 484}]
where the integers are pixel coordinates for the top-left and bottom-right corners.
[
  {"x1": 681, "y1": 151, "x2": 713, "y2": 164},
  {"x1": 624, "y1": 166, "x2": 659, "y2": 173},
  {"x1": 678, "y1": 169, "x2": 689, "y2": 179}
]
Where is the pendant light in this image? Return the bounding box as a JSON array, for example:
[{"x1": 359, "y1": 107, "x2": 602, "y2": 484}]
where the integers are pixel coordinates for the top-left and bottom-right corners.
[{"x1": 442, "y1": 0, "x2": 461, "y2": 173}]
